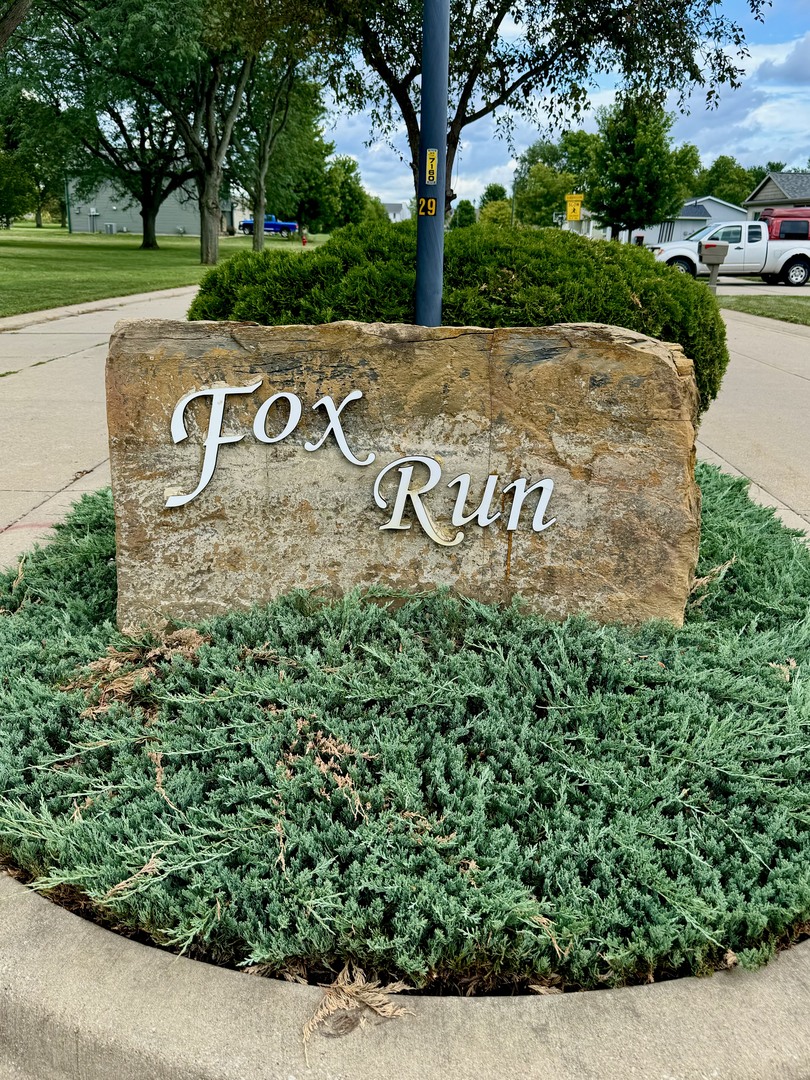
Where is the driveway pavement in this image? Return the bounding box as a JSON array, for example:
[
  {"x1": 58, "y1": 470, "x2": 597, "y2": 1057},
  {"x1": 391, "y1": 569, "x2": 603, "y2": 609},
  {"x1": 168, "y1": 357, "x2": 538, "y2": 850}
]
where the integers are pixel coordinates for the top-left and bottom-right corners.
[{"x1": 0, "y1": 283, "x2": 808, "y2": 571}]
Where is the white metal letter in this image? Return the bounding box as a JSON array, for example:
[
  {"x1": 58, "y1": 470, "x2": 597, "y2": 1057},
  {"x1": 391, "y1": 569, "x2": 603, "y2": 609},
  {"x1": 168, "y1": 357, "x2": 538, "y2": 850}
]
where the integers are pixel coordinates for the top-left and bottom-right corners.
[
  {"x1": 374, "y1": 456, "x2": 463, "y2": 547},
  {"x1": 166, "y1": 381, "x2": 261, "y2": 508},
  {"x1": 448, "y1": 473, "x2": 501, "y2": 527},
  {"x1": 253, "y1": 392, "x2": 302, "y2": 444},
  {"x1": 503, "y1": 477, "x2": 556, "y2": 532},
  {"x1": 305, "y1": 390, "x2": 375, "y2": 466}
]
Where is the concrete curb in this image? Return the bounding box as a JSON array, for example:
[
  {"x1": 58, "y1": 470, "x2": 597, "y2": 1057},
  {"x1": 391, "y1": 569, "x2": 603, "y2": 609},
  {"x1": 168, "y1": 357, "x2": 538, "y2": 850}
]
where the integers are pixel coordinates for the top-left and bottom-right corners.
[{"x1": 2, "y1": 874, "x2": 810, "y2": 1079}]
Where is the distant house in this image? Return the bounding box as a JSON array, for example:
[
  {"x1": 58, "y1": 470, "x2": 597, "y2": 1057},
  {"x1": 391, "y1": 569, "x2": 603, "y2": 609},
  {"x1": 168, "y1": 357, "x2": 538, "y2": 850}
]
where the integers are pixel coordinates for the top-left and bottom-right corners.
[
  {"x1": 562, "y1": 195, "x2": 745, "y2": 245},
  {"x1": 646, "y1": 196, "x2": 747, "y2": 245},
  {"x1": 745, "y1": 172, "x2": 810, "y2": 217},
  {"x1": 384, "y1": 201, "x2": 410, "y2": 222},
  {"x1": 66, "y1": 183, "x2": 234, "y2": 236}
]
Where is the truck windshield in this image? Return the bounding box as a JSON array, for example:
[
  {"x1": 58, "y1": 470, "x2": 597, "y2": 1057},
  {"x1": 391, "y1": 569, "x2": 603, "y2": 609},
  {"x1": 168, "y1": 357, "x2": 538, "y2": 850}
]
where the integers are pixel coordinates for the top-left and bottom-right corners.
[{"x1": 684, "y1": 226, "x2": 714, "y2": 241}]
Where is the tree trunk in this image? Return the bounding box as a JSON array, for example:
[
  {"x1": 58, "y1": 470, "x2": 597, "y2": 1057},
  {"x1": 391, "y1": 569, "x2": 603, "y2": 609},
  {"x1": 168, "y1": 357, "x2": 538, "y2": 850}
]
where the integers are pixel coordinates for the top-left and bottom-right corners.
[
  {"x1": 252, "y1": 190, "x2": 266, "y2": 253},
  {"x1": 139, "y1": 202, "x2": 160, "y2": 250},
  {"x1": 35, "y1": 206, "x2": 43, "y2": 227},
  {"x1": 198, "y1": 169, "x2": 222, "y2": 265}
]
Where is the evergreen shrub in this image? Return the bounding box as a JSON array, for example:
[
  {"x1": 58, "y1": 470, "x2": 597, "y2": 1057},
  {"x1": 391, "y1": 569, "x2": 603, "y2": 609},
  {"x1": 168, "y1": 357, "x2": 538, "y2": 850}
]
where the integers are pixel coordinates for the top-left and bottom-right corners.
[
  {"x1": 189, "y1": 220, "x2": 729, "y2": 411},
  {"x1": 1, "y1": 467, "x2": 809, "y2": 992}
]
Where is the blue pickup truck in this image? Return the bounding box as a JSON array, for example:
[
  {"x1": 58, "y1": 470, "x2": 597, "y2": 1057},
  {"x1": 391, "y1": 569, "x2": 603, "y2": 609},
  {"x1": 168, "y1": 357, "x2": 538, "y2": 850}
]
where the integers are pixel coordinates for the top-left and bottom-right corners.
[{"x1": 238, "y1": 214, "x2": 298, "y2": 238}]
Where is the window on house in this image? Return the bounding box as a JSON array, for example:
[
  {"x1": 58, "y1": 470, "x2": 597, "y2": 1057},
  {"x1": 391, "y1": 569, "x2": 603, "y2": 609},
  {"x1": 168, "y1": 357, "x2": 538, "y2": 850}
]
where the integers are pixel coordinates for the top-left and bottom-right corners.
[{"x1": 658, "y1": 221, "x2": 674, "y2": 243}]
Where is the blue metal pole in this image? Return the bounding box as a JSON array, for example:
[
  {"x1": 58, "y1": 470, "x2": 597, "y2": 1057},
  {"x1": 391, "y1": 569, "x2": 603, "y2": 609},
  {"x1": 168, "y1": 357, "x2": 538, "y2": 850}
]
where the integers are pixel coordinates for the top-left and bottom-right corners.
[{"x1": 415, "y1": 0, "x2": 450, "y2": 327}]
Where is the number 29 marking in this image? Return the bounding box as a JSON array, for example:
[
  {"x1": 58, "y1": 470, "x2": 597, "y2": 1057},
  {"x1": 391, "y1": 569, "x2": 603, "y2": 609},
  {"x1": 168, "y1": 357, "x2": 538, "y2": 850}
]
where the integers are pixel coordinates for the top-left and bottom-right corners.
[{"x1": 418, "y1": 197, "x2": 437, "y2": 217}]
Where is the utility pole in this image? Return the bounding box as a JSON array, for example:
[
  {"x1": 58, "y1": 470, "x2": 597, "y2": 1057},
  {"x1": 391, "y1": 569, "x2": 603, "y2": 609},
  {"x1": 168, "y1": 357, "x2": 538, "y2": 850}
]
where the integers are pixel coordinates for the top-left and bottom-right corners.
[{"x1": 414, "y1": 0, "x2": 450, "y2": 327}]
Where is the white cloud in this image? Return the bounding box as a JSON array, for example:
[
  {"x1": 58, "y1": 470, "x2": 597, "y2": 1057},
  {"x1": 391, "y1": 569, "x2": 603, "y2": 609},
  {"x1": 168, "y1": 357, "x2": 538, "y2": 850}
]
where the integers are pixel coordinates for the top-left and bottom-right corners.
[{"x1": 327, "y1": 27, "x2": 810, "y2": 207}]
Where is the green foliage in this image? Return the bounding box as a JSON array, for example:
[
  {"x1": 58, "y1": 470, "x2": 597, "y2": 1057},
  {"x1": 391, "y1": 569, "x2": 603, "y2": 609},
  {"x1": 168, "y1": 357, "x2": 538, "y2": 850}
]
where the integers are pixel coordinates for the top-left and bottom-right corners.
[
  {"x1": 449, "y1": 199, "x2": 476, "y2": 229},
  {"x1": 1, "y1": 467, "x2": 810, "y2": 991},
  {"x1": 587, "y1": 96, "x2": 700, "y2": 236},
  {"x1": 514, "y1": 131, "x2": 599, "y2": 196},
  {"x1": 694, "y1": 158, "x2": 788, "y2": 208},
  {"x1": 189, "y1": 218, "x2": 729, "y2": 411},
  {"x1": 479, "y1": 183, "x2": 507, "y2": 209},
  {"x1": 514, "y1": 162, "x2": 576, "y2": 227},
  {"x1": 694, "y1": 155, "x2": 759, "y2": 208},
  {"x1": 477, "y1": 199, "x2": 512, "y2": 228},
  {"x1": 0, "y1": 148, "x2": 34, "y2": 225},
  {"x1": 362, "y1": 195, "x2": 391, "y2": 225}
]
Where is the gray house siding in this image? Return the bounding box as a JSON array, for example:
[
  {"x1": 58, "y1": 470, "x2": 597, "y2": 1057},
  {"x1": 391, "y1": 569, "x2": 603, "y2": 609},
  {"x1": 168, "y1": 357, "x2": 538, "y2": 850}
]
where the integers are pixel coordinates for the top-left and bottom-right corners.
[
  {"x1": 67, "y1": 182, "x2": 232, "y2": 236},
  {"x1": 644, "y1": 197, "x2": 745, "y2": 244},
  {"x1": 745, "y1": 173, "x2": 810, "y2": 215}
]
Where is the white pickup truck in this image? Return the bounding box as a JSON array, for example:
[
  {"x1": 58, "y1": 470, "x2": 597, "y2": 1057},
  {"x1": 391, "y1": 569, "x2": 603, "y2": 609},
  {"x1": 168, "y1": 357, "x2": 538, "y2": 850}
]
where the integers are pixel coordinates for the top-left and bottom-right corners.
[{"x1": 652, "y1": 220, "x2": 810, "y2": 286}]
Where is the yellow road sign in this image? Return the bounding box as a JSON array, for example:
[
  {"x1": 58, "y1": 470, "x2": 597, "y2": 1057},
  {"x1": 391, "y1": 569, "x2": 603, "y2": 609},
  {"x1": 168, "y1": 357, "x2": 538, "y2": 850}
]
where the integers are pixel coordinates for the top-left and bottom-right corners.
[{"x1": 565, "y1": 193, "x2": 583, "y2": 221}]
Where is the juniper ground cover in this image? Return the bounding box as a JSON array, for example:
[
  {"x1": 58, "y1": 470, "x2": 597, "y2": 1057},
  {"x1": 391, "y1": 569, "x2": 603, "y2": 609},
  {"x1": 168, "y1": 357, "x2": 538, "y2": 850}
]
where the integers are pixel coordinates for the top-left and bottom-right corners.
[{"x1": 1, "y1": 464, "x2": 809, "y2": 993}]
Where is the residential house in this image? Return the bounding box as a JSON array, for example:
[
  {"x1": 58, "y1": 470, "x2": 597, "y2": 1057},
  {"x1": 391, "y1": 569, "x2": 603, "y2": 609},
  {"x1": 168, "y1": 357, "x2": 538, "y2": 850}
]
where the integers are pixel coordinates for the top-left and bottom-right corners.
[
  {"x1": 561, "y1": 195, "x2": 745, "y2": 245},
  {"x1": 744, "y1": 172, "x2": 810, "y2": 218},
  {"x1": 66, "y1": 183, "x2": 234, "y2": 236}
]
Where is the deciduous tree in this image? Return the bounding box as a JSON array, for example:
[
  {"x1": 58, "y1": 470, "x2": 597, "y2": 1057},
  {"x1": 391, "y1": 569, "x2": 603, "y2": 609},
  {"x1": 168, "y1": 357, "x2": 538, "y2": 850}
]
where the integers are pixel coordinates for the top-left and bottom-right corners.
[
  {"x1": 478, "y1": 182, "x2": 506, "y2": 209},
  {"x1": 229, "y1": 56, "x2": 316, "y2": 252},
  {"x1": 515, "y1": 162, "x2": 576, "y2": 227},
  {"x1": 587, "y1": 97, "x2": 700, "y2": 239},
  {"x1": 448, "y1": 198, "x2": 476, "y2": 228},
  {"x1": 694, "y1": 154, "x2": 757, "y2": 207},
  {"x1": 320, "y1": 0, "x2": 766, "y2": 213}
]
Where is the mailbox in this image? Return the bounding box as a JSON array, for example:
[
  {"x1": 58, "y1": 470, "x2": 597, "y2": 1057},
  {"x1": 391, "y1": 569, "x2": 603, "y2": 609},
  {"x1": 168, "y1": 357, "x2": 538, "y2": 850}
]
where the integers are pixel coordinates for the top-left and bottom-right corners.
[{"x1": 698, "y1": 240, "x2": 729, "y2": 266}]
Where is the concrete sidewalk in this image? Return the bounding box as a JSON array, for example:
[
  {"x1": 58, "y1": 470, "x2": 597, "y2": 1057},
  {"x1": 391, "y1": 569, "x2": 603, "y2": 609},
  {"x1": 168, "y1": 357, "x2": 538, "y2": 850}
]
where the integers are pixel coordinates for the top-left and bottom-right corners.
[
  {"x1": 0, "y1": 287, "x2": 198, "y2": 570},
  {"x1": 696, "y1": 308, "x2": 810, "y2": 535}
]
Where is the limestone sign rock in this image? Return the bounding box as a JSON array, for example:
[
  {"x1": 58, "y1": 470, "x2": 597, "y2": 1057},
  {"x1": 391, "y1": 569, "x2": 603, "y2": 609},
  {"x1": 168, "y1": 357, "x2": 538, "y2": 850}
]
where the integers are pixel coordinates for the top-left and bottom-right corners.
[{"x1": 106, "y1": 320, "x2": 700, "y2": 629}]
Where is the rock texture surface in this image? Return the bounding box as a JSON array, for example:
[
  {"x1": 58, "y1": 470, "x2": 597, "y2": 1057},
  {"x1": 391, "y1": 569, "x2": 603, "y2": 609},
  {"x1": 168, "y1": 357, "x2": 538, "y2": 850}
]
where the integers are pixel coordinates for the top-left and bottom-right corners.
[{"x1": 106, "y1": 320, "x2": 700, "y2": 629}]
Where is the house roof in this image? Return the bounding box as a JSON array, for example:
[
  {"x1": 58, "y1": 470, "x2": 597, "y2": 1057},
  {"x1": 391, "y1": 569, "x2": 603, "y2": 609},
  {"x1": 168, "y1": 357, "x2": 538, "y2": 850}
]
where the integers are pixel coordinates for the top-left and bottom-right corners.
[
  {"x1": 679, "y1": 202, "x2": 711, "y2": 219},
  {"x1": 745, "y1": 172, "x2": 810, "y2": 205},
  {"x1": 689, "y1": 195, "x2": 746, "y2": 212}
]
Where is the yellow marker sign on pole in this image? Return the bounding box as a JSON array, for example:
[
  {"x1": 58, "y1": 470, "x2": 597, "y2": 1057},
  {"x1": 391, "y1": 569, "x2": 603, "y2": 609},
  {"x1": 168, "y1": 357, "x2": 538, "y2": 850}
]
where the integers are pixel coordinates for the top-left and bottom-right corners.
[
  {"x1": 565, "y1": 194, "x2": 583, "y2": 222},
  {"x1": 426, "y1": 149, "x2": 438, "y2": 186}
]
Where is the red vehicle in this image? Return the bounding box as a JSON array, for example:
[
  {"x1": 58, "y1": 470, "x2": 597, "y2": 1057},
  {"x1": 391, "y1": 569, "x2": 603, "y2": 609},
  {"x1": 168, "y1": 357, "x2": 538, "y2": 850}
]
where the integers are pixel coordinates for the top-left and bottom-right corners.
[{"x1": 759, "y1": 207, "x2": 810, "y2": 241}]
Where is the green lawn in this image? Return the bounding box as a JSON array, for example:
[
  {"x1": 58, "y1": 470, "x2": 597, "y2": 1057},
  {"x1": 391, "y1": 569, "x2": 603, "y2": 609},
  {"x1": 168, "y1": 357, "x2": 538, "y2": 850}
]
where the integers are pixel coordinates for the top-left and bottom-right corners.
[
  {"x1": 717, "y1": 294, "x2": 810, "y2": 327},
  {"x1": 0, "y1": 223, "x2": 327, "y2": 318}
]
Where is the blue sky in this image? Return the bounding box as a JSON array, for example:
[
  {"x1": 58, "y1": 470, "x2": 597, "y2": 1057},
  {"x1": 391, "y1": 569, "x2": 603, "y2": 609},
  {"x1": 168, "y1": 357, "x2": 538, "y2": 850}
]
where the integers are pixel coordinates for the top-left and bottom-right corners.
[{"x1": 324, "y1": 0, "x2": 810, "y2": 207}]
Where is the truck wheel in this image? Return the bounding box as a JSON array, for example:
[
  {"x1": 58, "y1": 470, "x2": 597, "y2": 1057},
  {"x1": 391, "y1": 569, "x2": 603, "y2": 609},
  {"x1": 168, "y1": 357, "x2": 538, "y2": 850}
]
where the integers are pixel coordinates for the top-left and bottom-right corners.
[
  {"x1": 760, "y1": 273, "x2": 779, "y2": 285},
  {"x1": 240, "y1": 224, "x2": 253, "y2": 235},
  {"x1": 668, "y1": 257, "x2": 696, "y2": 276},
  {"x1": 279, "y1": 227, "x2": 291, "y2": 239},
  {"x1": 782, "y1": 259, "x2": 810, "y2": 287}
]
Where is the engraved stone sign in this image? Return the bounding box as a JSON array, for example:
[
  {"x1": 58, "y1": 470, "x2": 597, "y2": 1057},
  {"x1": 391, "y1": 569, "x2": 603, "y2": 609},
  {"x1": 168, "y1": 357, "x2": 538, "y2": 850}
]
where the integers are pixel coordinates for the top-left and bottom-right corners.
[{"x1": 106, "y1": 320, "x2": 700, "y2": 629}]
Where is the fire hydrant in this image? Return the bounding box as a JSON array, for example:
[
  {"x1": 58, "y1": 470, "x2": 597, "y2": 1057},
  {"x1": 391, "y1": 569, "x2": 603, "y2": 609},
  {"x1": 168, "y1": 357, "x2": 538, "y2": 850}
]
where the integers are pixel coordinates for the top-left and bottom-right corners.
[{"x1": 301, "y1": 229, "x2": 308, "y2": 247}]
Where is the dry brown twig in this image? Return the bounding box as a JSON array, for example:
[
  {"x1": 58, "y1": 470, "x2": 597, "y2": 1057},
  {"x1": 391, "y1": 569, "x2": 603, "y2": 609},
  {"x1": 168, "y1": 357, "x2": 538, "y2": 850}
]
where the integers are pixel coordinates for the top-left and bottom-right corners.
[
  {"x1": 302, "y1": 963, "x2": 411, "y2": 1063},
  {"x1": 689, "y1": 556, "x2": 737, "y2": 607},
  {"x1": 104, "y1": 853, "x2": 161, "y2": 898}
]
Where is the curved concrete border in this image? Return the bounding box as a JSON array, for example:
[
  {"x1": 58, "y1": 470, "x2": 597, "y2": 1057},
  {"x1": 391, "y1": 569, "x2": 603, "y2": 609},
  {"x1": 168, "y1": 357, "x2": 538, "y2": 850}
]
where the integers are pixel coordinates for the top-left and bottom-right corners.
[{"x1": 2, "y1": 874, "x2": 810, "y2": 1079}]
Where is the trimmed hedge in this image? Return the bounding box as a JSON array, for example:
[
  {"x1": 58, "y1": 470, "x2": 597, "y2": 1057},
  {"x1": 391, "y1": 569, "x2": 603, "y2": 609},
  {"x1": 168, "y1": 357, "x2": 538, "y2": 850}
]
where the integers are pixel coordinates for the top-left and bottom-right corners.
[
  {"x1": 1, "y1": 467, "x2": 809, "y2": 992},
  {"x1": 189, "y1": 220, "x2": 729, "y2": 412}
]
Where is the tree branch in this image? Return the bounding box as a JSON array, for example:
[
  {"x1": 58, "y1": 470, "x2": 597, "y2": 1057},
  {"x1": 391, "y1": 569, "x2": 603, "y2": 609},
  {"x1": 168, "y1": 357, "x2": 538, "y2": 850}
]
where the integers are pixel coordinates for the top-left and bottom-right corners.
[{"x1": 0, "y1": 0, "x2": 32, "y2": 50}]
